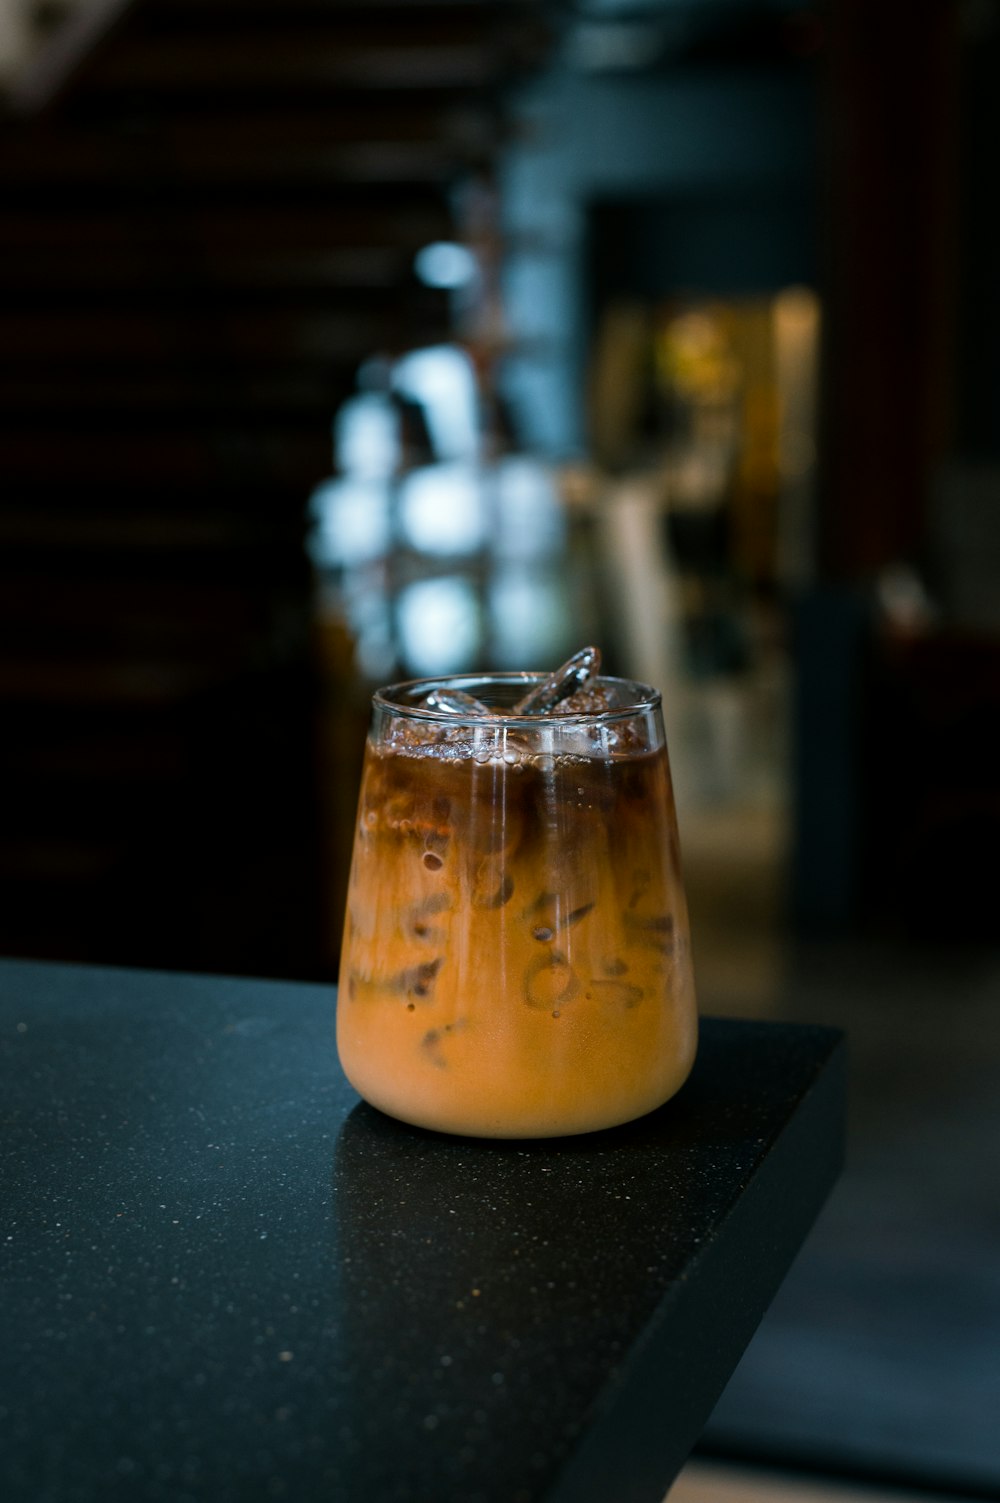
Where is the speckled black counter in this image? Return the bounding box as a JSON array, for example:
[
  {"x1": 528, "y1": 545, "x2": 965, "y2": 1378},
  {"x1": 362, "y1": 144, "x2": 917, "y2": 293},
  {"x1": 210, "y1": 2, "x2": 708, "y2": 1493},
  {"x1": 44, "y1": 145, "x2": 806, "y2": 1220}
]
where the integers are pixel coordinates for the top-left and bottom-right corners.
[{"x1": 0, "y1": 958, "x2": 844, "y2": 1503}]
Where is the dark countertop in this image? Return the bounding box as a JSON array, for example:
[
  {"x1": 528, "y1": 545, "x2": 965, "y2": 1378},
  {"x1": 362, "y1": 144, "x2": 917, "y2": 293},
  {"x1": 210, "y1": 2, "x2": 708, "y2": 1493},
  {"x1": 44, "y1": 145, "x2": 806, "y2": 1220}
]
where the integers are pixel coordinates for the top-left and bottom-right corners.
[{"x1": 0, "y1": 958, "x2": 845, "y2": 1503}]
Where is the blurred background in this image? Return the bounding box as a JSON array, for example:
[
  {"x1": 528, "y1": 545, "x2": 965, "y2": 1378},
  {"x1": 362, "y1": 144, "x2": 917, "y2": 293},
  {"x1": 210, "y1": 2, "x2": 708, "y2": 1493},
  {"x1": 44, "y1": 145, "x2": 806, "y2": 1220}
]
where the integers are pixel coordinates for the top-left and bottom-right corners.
[{"x1": 1, "y1": 1, "x2": 998, "y2": 1500}]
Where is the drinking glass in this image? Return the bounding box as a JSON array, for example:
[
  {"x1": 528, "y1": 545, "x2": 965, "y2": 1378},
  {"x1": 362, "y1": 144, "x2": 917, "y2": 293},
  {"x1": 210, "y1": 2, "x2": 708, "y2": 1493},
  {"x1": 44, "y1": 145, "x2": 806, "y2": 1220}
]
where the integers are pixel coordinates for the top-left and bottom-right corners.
[{"x1": 336, "y1": 672, "x2": 697, "y2": 1137}]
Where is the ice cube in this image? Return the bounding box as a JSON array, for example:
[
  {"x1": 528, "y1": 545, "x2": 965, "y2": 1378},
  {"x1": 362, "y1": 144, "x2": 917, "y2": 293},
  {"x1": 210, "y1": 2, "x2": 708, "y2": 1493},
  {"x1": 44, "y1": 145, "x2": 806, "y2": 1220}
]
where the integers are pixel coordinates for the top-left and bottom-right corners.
[
  {"x1": 556, "y1": 683, "x2": 614, "y2": 717},
  {"x1": 586, "y1": 979, "x2": 644, "y2": 1010},
  {"x1": 523, "y1": 951, "x2": 579, "y2": 1010},
  {"x1": 420, "y1": 1020, "x2": 466, "y2": 1069},
  {"x1": 421, "y1": 687, "x2": 492, "y2": 716},
  {"x1": 385, "y1": 956, "x2": 443, "y2": 1001},
  {"x1": 512, "y1": 646, "x2": 601, "y2": 715},
  {"x1": 406, "y1": 893, "x2": 450, "y2": 943},
  {"x1": 623, "y1": 912, "x2": 675, "y2": 955},
  {"x1": 626, "y1": 869, "x2": 651, "y2": 909},
  {"x1": 524, "y1": 891, "x2": 595, "y2": 938},
  {"x1": 472, "y1": 859, "x2": 514, "y2": 910},
  {"x1": 517, "y1": 871, "x2": 595, "y2": 937}
]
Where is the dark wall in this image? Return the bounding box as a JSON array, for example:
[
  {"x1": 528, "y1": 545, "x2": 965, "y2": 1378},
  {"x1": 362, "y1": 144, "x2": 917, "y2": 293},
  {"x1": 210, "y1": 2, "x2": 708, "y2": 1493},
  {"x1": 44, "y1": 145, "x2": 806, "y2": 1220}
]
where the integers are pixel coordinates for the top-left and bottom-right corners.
[{"x1": 957, "y1": 14, "x2": 1000, "y2": 456}]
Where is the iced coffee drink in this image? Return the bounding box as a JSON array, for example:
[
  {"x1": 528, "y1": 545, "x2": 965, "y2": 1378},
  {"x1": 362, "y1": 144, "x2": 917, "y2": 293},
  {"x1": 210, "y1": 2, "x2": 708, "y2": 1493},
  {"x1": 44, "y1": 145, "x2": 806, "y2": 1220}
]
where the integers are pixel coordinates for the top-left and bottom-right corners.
[{"x1": 336, "y1": 665, "x2": 697, "y2": 1137}]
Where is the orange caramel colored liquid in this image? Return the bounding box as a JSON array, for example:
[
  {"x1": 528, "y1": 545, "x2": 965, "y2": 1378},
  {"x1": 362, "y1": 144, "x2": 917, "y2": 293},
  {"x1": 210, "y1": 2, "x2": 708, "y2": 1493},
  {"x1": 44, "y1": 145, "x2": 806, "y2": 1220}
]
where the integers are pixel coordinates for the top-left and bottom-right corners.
[{"x1": 336, "y1": 738, "x2": 697, "y2": 1137}]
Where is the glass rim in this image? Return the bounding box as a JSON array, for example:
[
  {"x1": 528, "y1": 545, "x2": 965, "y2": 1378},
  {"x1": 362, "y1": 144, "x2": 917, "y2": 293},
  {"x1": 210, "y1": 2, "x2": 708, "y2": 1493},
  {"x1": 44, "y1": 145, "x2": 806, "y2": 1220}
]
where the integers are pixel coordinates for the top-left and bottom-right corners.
[{"x1": 372, "y1": 671, "x2": 662, "y2": 727}]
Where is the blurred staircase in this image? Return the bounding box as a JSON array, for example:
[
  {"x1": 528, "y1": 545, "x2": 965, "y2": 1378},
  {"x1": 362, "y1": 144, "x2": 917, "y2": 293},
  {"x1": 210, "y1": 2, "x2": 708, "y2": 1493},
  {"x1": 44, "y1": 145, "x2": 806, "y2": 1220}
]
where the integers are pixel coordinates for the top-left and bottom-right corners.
[{"x1": 0, "y1": 0, "x2": 549, "y2": 977}]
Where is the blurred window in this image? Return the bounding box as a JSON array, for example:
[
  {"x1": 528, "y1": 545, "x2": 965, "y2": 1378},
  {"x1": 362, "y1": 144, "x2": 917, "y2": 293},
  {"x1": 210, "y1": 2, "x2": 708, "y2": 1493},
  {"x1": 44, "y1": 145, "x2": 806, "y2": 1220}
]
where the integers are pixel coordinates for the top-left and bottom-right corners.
[{"x1": 396, "y1": 577, "x2": 482, "y2": 675}]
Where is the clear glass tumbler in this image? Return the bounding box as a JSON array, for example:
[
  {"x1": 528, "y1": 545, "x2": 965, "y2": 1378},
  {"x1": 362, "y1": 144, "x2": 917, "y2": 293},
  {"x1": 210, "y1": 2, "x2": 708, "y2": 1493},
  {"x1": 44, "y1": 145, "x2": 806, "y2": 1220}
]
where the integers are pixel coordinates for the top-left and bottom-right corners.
[{"x1": 336, "y1": 672, "x2": 698, "y2": 1137}]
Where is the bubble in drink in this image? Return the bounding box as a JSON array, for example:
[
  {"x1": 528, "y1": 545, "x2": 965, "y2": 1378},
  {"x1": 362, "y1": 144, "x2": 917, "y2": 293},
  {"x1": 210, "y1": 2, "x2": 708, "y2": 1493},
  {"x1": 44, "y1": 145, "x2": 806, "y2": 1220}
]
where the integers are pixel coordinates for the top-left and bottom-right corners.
[{"x1": 336, "y1": 665, "x2": 698, "y2": 1138}]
